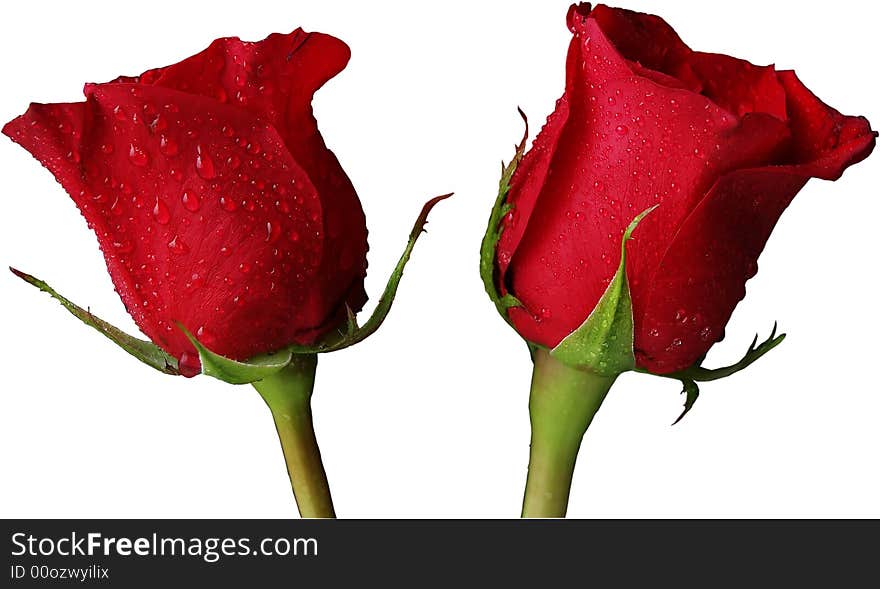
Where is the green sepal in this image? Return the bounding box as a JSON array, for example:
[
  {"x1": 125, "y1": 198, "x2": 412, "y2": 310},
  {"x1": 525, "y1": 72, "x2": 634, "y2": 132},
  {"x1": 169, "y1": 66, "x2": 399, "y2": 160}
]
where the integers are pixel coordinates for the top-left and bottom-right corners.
[
  {"x1": 672, "y1": 379, "x2": 700, "y2": 425},
  {"x1": 550, "y1": 206, "x2": 656, "y2": 376},
  {"x1": 672, "y1": 322, "x2": 786, "y2": 383},
  {"x1": 179, "y1": 324, "x2": 292, "y2": 385},
  {"x1": 320, "y1": 192, "x2": 452, "y2": 352},
  {"x1": 480, "y1": 108, "x2": 528, "y2": 324},
  {"x1": 287, "y1": 192, "x2": 452, "y2": 354},
  {"x1": 649, "y1": 323, "x2": 786, "y2": 424},
  {"x1": 9, "y1": 267, "x2": 179, "y2": 375}
]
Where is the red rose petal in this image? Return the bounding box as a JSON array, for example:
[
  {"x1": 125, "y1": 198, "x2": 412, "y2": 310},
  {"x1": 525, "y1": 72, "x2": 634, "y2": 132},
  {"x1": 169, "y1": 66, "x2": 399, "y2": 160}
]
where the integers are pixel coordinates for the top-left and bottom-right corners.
[
  {"x1": 496, "y1": 95, "x2": 570, "y2": 289},
  {"x1": 117, "y1": 31, "x2": 369, "y2": 327},
  {"x1": 778, "y1": 70, "x2": 876, "y2": 177},
  {"x1": 2, "y1": 102, "x2": 86, "y2": 190},
  {"x1": 636, "y1": 168, "x2": 808, "y2": 373},
  {"x1": 5, "y1": 82, "x2": 327, "y2": 363},
  {"x1": 637, "y1": 75, "x2": 875, "y2": 373},
  {"x1": 688, "y1": 53, "x2": 787, "y2": 121},
  {"x1": 504, "y1": 12, "x2": 790, "y2": 348},
  {"x1": 580, "y1": 3, "x2": 700, "y2": 91}
]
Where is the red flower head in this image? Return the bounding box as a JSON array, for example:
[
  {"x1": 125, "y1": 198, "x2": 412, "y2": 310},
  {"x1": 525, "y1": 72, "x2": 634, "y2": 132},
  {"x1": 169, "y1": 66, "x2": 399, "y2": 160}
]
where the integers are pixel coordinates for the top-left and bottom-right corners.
[
  {"x1": 492, "y1": 3, "x2": 875, "y2": 374},
  {"x1": 4, "y1": 29, "x2": 369, "y2": 374}
]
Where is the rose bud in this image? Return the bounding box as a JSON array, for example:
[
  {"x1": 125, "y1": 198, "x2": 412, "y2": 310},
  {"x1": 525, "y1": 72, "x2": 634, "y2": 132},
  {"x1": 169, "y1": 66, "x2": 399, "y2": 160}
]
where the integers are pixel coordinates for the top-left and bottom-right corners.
[
  {"x1": 5, "y1": 29, "x2": 450, "y2": 517},
  {"x1": 481, "y1": 3, "x2": 875, "y2": 517}
]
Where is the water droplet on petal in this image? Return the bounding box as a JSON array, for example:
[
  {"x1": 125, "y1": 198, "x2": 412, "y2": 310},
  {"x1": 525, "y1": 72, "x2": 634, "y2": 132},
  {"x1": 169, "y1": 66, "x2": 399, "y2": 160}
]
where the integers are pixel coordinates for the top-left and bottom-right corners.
[
  {"x1": 168, "y1": 234, "x2": 189, "y2": 255},
  {"x1": 159, "y1": 134, "x2": 178, "y2": 156},
  {"x1": 128, "y1": 143, "x2": 149, "y2": 166},
  {"x1": 615, "y1": 125, "x2": 628, "y2": 135},
  {"x1": 196, "y1": 325, "x2": 216, "y2": 346},
  {"x1": 182, "y1": 190, "x2": 200, "y2": 212},
  {"x1": 195, "y1": 145, "x2": 216, "y2": 179},
  {"x1": 220, "y1": 195, "x2": 237, "y2": 212},
  {"x1": 178, "y1": 351, "x2": 200, "y2": 378},
  {"x1": 153, "y1": 198, "x2": 170, "y2": 224},
  {"x1": 266, "y1": 221, "x2": 281, "y2": 243},
  {"x1": 112, "y1": 239, "x2": 134, "y2": 254}
]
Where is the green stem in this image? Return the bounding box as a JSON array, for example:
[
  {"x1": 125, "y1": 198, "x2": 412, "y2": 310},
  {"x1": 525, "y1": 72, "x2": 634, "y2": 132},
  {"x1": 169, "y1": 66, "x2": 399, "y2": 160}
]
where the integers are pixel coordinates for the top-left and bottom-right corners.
[
  {"x1": 251, "y1": 354, "x2": 335, "y2": 518},
  {"x1": 522, "y1": 349, "x2": 617, "y2": 518}
]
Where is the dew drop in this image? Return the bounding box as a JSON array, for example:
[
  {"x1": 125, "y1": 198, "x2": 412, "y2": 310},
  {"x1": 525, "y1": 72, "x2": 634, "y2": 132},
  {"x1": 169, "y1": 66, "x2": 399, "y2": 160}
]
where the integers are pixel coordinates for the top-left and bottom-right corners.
[
  {"x1": 159, "y1": 134, "x2": 179, "y2": 156},
  {"x1": 220, "y1": 195, "x2": 238, "y2": 212},
  {"x1": 112, "y1": 239, "x2": 134, "y2": 254},
  {"x1": 168, "y1": 234, "x2": 189, "y2": 255},
  {"x1": 195, "y1": 145, "x2": 216, "y2": 179},
  {"x1": 152, "y1": 198, "x2": 170, "y2": 224},
  {"x1": 266, "y1": 221, "x2": 281, "y2": 243},
  {"x1": 196, "y1": 325, "x2": 216, "y2": 346},
  {"x1": 182, "y1": 189, "x2": 200, "y2": 212},
  {"x1": 128, "y1": 143, "x2": 149, "y2": 166},
  {"x1": 615, "y1": 125, "x2": 628, "y2": 135},
  {"x1": 177, "y1": 351, "x2": 200, "y2": 378}
]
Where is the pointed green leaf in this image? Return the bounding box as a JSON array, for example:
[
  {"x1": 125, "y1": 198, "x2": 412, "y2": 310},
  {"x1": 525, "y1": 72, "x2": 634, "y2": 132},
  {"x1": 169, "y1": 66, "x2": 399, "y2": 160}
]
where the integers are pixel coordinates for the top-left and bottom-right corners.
[
  {"x1": 10, "y1": 267, "x2": 179, "y2": 375},
  {"x1": 280, "y1": 193, "x2": 451, "y2": 356},
  {"x1": 672, "y1": 379, "x2": 700, "y2": 425},
  {"x1": 634, "y1": 323, "x2": 785, "y2": 425},
  {"x1": 319, "y1": 192, "x2": 451, "y2": 351},
  {"x1": 550, "y1": 206, "x2": 656, "y2": 376},
  {"x1": 179, "y1": 324, "x2": 292, "y2": 384},
  {"x1": 480, "y1": 108, "x2": 528, "y2": 323}
]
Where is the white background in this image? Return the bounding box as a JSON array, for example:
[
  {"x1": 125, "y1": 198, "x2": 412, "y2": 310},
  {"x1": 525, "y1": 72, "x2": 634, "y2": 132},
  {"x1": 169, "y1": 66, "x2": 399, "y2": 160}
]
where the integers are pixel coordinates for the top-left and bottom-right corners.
[{"x1": 1, "y1": 0, "x2": 877, "y2": 518}]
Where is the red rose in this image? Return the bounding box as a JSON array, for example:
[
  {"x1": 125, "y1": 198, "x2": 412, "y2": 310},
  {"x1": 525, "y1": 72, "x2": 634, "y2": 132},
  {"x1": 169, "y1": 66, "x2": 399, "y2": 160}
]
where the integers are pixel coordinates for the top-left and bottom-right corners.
[
  {"x1": 494, "y1": 3, "x2": 876, "y2": 374},
  {"x1": 3, "y1": 29, "x2": 368, "y2": 375}
]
